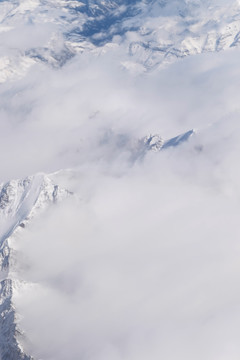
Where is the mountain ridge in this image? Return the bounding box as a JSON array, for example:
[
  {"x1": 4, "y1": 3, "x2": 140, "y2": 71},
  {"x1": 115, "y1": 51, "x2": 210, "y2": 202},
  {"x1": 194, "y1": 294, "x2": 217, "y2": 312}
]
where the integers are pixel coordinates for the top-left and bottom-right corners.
[
  {"x1": 1, "y1": 0, "x2": 240, "y2": 81},
  {"x1": 0, "y1": 174, "x2": 71, "y2": 359}
]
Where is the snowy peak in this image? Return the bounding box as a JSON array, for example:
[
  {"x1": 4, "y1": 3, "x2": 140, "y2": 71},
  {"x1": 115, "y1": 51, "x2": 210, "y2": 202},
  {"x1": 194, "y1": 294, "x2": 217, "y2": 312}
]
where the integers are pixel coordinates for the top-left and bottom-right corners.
[
  {"x1": 140, "y1": 129, "x2": 194, "y2": 153},
  {"x1": 97, "y1": 129, "x2": 194, "y2": 164},
  {"x1": 0, "y1": 173, "x2": 71, "y2": 249},
  {"x1": 0, "y1": 173, "x2": 71, "y2": 360},
  {"x1": 141, "y1": 134, "x2": 164, "y2": 152},
  {"x1": 134, "y1": 130, "x2": 194, "y2": 159}
]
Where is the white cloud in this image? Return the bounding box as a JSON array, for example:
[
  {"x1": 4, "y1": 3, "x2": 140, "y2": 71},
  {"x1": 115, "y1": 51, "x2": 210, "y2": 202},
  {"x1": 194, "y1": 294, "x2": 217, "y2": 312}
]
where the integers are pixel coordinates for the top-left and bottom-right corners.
[{"x1": 13, "y1": 138, "x2": 240, "y2": 359}]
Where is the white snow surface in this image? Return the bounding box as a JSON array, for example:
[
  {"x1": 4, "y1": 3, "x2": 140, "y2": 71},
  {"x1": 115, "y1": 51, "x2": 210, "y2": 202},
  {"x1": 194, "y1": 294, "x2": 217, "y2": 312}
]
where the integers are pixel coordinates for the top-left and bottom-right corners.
[{"x1": 0, "y1": 0, "x2": 240, "y2": 81}]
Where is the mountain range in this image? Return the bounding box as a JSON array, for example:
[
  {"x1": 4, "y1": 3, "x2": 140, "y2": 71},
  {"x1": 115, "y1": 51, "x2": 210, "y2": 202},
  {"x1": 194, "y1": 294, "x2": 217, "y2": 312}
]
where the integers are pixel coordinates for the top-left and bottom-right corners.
[{"x1": 1, "y1": 1, "x2": 240, "y2": 359}]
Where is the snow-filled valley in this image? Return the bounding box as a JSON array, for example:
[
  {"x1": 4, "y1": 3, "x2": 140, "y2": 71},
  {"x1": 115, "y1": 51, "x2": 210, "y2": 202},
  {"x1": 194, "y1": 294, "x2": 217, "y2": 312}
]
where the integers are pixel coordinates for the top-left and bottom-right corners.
[{"x1": 1, "y1": 0, "x2": 240, "y2": 359}]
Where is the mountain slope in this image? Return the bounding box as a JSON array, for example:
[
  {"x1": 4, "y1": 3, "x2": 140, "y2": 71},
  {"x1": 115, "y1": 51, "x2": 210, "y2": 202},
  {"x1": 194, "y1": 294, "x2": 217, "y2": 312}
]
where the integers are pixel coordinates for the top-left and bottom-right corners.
[{"x1": 0, "y1": 174, "x2": 71, "y2": 359}]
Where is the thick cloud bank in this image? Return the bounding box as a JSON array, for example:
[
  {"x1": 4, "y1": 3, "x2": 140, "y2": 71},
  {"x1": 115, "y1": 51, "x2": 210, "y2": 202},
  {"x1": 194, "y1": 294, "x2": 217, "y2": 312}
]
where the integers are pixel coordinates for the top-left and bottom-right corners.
[
  {"x1": 6, "y1": 45, "x2": 240, "y2": 359},
  {"x1": 1, "y1": 46, "x2": 240, "y2": 180},
  {"x1": 14, "y1": 127, "x2": 240, "y2": 359}
]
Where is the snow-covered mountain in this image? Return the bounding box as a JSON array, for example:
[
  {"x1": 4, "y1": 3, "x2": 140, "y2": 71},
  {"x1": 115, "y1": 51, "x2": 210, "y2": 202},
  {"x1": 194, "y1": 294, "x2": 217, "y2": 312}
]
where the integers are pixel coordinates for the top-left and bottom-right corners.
[
  {"x1": 1, "y1": 0, "x2": 240, "y2": 359},
  {"x1": 0, "y1": 174, "x2": 71, "y2": 359},
  {"x1": 1, "y1": 0, "x2": 240, "y2": 81}
]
